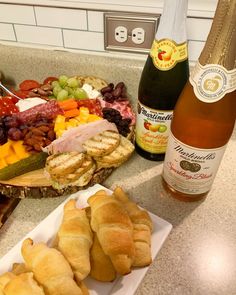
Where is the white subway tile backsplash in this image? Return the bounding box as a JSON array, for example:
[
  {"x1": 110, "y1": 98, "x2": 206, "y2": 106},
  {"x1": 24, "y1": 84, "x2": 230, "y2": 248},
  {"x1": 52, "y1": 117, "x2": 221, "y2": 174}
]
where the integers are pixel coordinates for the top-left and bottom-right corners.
[
  {"x1": 0, "y1": 23, "x2": 15, "y2": 41},
  {"x1": 188, "y1": 40, "x2": 205, "y2": 62},
  {"x1": 88, "y1": 11, "x2": 104, "y2": 32},
  {"x1": 0, "y1": 4, "x2": 35, "y2": 25},
  {"x1": 35, "y1": 7, "x2": 87, "y2": 30},
  {"x1": 187, "y1": 17, "x2": 212, "y2": 41},
  {"x1": 63, "y1": 30, "x2": 104, "y2": 51},
  {"x1": 14, "y1": 25, "x2": 63, "y2": 47},
  {"x1": 0, "y1": 3, "x2": 210, "y2": 63}
]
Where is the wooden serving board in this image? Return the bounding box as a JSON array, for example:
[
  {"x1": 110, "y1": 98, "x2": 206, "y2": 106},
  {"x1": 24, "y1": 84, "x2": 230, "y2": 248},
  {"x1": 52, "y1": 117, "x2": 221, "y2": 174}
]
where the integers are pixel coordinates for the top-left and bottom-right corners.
[
  {"x1": 0, "y1": 168, "x2": 114, "y2": 199},
  {"x1": 0, "y1": 195, "x2": 20, "y2": 228}
]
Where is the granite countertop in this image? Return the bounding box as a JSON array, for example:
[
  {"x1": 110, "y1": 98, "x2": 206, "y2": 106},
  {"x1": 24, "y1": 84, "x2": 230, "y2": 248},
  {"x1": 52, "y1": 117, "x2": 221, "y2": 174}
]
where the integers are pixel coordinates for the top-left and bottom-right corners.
[{"x1": 0, "y1": 45, "x2": 236, "y2": 295}]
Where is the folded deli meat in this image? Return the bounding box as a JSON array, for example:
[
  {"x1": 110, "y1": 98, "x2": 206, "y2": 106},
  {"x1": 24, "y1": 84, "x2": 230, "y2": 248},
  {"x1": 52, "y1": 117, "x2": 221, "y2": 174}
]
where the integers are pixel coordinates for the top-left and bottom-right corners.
[{"x1": 44, "y1": 120, "x2": 118, "y2": 154}]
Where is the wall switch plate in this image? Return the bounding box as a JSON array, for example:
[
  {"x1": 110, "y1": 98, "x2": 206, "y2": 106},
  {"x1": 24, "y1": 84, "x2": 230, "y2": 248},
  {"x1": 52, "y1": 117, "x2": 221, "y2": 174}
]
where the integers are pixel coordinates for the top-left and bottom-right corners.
[{"x1": 104, "y1": 13, "x2": 160, "y2": 54}]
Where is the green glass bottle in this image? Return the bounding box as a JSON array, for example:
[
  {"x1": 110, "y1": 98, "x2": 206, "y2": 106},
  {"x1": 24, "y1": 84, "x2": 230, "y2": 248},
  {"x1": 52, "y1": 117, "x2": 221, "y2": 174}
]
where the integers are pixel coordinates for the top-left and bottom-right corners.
[{"x1": 135, "y1": 0, "x2": 189, "y2": 161}]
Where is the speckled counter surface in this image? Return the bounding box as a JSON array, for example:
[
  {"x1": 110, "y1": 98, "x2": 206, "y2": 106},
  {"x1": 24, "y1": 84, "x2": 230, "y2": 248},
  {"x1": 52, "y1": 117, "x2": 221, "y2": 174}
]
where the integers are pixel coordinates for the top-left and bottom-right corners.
[{"x1": 0, "y1": 44, "x2": 236, "y2": 295}]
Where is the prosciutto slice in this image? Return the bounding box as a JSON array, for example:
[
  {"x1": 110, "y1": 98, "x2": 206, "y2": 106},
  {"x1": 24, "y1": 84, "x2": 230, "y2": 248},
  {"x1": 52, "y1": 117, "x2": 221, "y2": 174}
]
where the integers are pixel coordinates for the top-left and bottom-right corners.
[
  {"x1": 44, "y1": 119, "x2": 118, "y2": 154},
  {"x1": 98, "y1": 98, "x2": 135, "y2": 125}
]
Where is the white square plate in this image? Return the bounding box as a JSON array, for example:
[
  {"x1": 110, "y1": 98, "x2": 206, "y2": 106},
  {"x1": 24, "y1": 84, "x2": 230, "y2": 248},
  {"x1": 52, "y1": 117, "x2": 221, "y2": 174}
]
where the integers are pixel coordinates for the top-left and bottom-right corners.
[{"x1": 0, "y1": 184, "x2": 172, "y2": 295}]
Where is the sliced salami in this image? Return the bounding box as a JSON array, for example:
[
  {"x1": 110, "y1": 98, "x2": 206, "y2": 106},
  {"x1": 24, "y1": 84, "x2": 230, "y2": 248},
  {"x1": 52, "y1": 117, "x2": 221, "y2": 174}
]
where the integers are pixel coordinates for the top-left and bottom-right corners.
[{"x1": 14, "y1": 100, "x2": 64, "y2": 124}]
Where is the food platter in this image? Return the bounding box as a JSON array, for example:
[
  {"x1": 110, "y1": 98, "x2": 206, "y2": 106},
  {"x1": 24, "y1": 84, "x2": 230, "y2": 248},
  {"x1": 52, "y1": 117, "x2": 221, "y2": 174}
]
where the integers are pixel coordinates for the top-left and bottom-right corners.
[
  {"x1": 0, "y1": 75, "x2": 136, "y2": 198},
  {"x1": 0, "y1": 167, "x2": 114, "y2": 198},
  {"x1": 0, "y1": 184, "x2": 173, "y2": 295}
]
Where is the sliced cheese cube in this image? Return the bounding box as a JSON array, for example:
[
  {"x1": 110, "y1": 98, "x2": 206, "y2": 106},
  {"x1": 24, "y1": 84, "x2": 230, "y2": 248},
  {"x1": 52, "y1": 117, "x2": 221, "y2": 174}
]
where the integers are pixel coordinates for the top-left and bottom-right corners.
[
  {"x1": 79, "y1": 107, "x2": 90, "y2": 122},
  {"x1": 67, "y1": 118, "x2": 79, "y2": 128},
  {"x1": 54, "y1": 115, "x2": 66, "y2": 132},
  {"x1": 11, "y1": 140, "x2": 30, "y2": 159},
  {"x1": 0, "y1": 158, "x2": 7, "y2": 169},
  {"x1": 5, "y1": 153, "x2": 19, "y2": 165},
  {"x1": 87, "y1": 114, "x2": 102, "y2": 122},
  {"x1": 0, "y1": 141, "x2": 12, "y2": 158}
]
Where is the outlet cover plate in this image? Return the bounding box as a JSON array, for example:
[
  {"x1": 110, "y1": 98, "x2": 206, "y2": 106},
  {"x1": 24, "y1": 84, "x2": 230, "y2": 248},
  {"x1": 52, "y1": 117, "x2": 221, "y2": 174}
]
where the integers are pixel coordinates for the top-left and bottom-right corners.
[{"x1": 104, "y1": 13, "x2": 160, "y2": 54}]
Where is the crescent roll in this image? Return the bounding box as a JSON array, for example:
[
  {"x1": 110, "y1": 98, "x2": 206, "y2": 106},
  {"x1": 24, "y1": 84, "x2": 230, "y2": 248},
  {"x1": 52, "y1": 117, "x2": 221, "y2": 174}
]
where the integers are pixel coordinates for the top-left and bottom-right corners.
[
  {"x1": 88, "y1": 190, "x2": 135, "y2": 275},
  {"x1": 0, "y1": 272, "x2": 45, "y2": 295},
  {"x1": 57, "y1": 199, "x2": 93, "y2": 281},
  {"x1": 4, "y1": 272, "x2": 45, "y2": 295},
  {"x1": 12, "y1": 263, "x2": 30, "y2": 275},
  {"x1": 90, "y1": 234, "x2": 116, "y2": 282},
  {"x1": 0, "y1": 272, "x2": 15, "y2": 295},
  {"x1": 21, "y1": 238, "x2": 85, "y2": 295},
  {"x1": 113, "y1": 187, "x2": 153, "y2": 267}
]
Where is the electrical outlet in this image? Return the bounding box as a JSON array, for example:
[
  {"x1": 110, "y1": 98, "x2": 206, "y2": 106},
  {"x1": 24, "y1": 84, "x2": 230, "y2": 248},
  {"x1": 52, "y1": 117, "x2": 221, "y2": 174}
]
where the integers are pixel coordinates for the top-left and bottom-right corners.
[
  {"x1": 105, "y1": 13, "x2": 160, "y2": 53},
  {"x1": 132, "y1": 28, "x2": 145, "y2": 44},
  {"x1": 115, "y1": 26, "x2": 128, "y2": 43}
]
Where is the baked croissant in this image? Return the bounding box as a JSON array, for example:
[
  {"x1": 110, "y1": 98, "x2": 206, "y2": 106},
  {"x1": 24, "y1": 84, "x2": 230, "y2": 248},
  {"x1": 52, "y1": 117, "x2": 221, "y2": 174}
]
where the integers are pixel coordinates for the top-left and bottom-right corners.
[
  {"x1": 90, "y1": 234, "x2": 116, "y2": 282},
  {"x1": 0, "y1": 272, "x2": 45, "y2": 295},
  {"x1": 85, "y1": 207, "x2": 116, "y2": 282},
  {"x1": 12, "y1": 262, "x2": 29, "y2": 275},
  {"x1": 88, "y1": 190, "x2": 135, "y2": 275},
  {"x1": 57, "y1": 199, "x2": 93, "y2": 282},
  {"x1": 21, "y1": 238, "x2": 86, "y2": 295},
  {"x1": 113, "y1": 187, "x2": 153, "y2": 267},
  {"x1": 0, "y1": 272, "x2": 15, "y2": 295}
]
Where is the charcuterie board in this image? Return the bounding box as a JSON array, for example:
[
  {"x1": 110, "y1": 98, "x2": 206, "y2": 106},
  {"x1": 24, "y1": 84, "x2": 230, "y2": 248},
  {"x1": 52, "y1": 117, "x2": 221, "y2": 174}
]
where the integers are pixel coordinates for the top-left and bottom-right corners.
[
  {"x1": 0, "y1": 167, "x2": 114, "y2": 199},
  {"x1": 0, "y1": 75, "x2": 135, "y2": 199},
  {"x1": 0, "y1": 194, "x2": 20, "y2": 227}
]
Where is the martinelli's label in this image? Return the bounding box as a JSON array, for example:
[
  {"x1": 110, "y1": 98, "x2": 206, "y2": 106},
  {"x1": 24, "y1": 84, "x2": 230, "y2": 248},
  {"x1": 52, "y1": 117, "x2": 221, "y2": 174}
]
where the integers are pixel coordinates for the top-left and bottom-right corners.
[
  {"x1": 135, "y1": 102, "x2": 172, "y2": 154},
  {"x1": 163, "y1": 132, "x2": 227, "y2": 195},
  {"x1": 150, "y1": 39, "x2": 187, "y2": 71},
  {"x1": 190, "y1": 62, "x2": 236, "y2": 103}
]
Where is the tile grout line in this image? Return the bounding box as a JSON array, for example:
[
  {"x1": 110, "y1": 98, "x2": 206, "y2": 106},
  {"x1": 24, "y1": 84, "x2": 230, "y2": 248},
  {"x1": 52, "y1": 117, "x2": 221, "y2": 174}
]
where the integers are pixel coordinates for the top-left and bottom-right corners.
[
  {"x1": 12, "y1": 24, "x2": 18, "y2": 42},
  {"x1": 64, "y1": 46, "x2": 105, "y2": 53},
  {"x1": 61, "y1": 29, "x2": 65, "y2": 48},
  {"x1": 86, "y1": 10, "x2": 89, "y2": 31},
  {"x1": 33, "y1": 6, "x2": 38, "y2": 26},
  {"x1": 1, "y1": 23, "x2": 103, "y2": 34}
]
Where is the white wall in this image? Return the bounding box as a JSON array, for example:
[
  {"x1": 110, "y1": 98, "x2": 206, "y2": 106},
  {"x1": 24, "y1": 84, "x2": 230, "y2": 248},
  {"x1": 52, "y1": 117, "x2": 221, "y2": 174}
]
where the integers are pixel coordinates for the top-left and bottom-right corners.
[{"x1": 0, "y1": 1, "x2": 216, "y2": 62}]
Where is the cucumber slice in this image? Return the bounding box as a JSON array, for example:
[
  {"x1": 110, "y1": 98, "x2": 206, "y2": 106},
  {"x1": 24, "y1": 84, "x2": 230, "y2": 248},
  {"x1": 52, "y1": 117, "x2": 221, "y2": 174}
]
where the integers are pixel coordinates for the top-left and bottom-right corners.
[{"x1": 0, "y1": 152, "x2": 48, "y2": 180}]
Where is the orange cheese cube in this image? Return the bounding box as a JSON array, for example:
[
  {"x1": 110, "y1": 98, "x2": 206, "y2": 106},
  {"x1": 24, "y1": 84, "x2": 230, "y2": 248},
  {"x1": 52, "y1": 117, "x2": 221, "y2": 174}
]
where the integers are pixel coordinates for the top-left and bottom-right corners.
[
  {"x1": 11, "y1": 140, "x2": 30, "y2": 159},
  {"x1": 0, "y1": 141, "x2": 12, "y2": 158},
  {"x1": 5, "y1": 153, "x2": 19, "y2": 165},
  {"x1": 78, "y1": 107, "x2": 90, "y2": 122},
  {"x1": 87, "y1": 114, "x2": 102, "y2": 122},
  {"x1": 0, "y1": 158, "x2": 7, "y2": 169},
  {"x1": 54, "y1": 115, "x2": 66, "y2": 132},
  {"x1": 56, "y1": 129, "x2": 65, "y2": 138},
  {"x1": 66, "y1": 118, "x2": 79, "y2": 129}
]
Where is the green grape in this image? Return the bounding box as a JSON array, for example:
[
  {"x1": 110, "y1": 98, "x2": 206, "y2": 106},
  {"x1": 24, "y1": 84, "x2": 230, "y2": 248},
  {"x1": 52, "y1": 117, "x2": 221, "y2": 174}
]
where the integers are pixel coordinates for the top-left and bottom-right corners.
[
  {"x1": 74, "y1": 88, "x2": 88, "y2": 100},
  {"x1": 68, "y1": 94, "x2": 75, "y2": 99},
  {"x1": 58, "y1": 75, "x2": 68, "y2": 88},
  {"x1": 67, "y1": 77, "x2": 79, "y2": 88},
  {"x1": 51, "y1": 80, "x2": 60, "y2": 88},
  {"x1": 53, "y1": 85, "x2": 62, "y2": 97},
  {"x1": 64, "y1": 86, "x2": 75, "y2": 95},
  {"x1": 57, "y1": 89, "x2": 69, "y2": 101}
]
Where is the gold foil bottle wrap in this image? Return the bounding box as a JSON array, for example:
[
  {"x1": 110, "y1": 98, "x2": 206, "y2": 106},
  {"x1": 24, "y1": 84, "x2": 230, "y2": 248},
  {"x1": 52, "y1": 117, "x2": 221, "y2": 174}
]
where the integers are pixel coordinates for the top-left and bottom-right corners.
[
  {"x1": 199, "y1": 0, "x2": 236, "y2": 71},
  {"x1": 190, "y1": 0, "x2": 236, "y2": 102}
]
